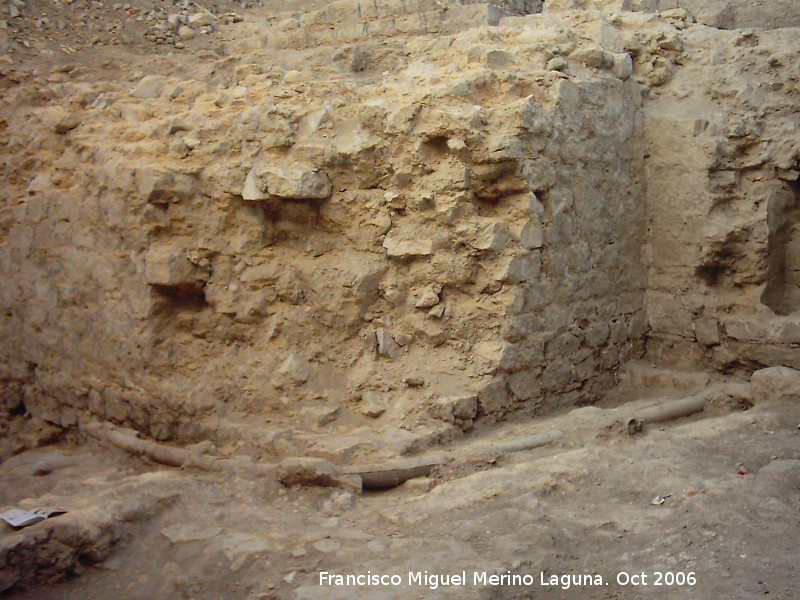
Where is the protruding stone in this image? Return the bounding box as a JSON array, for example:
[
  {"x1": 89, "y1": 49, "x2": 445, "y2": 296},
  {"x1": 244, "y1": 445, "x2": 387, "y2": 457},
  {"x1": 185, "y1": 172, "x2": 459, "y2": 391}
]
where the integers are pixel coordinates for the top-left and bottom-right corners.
[
  {"x1": 571, "y1": 46, "x2": 605, "y2": 68},
  {"x1": 187, "y1": 12, "x2": 216, "y2": 27},
  {"x1": 131, "y1": 75, "x2": 166, "y2": 99},
  {"x1": 478, "y1": 380, "x2": 511, "y2": 415},
  {"x1": 145, "y1": 247, "x2": 203, "y2": 289},
  {"x1": 415, "y1": 287, "x2": 440, "y2": 309},
  {"x1": 376, "y1": 328, "x2": 402, "y2": 359},
  {"x1": 610, "y1": 52, "x2": 633, "y2": 80},
  {"x1": 54, "y1": 113, "x2": 81, "y2": 134},
  {"x1": 357, "y1": 391, "x2": 387, "y2": 418},
  {"x1": 520, "y1": 219, "x2": 544, "y2": 249},
  {"x1": 177, "y1": 26, "x2": 196, "y2": 41},
  {"x1": 427, "y1": 304, "x2": 445, "y2": 319},
  {"x1": 135, "y1": 167, "x2": 196, "y2": 204},
  {"x1": 486, "y1": 49, "x2": 515, "y2": 70},
  {"x1": 751, "y1": 367, "x2": 800, "y2": 401},
  {"x1": 694, "y1": 317, "x2": 720, "y2": 346},
  {"x1": 383, "y1": 234, "x2": 434, "y2": 258},
  {"x1": 429, "y1": 394, "x2": 478, "y2": 424},
  {"x1": 242, "y1": 165, "x2": 332, "y2": 200}
]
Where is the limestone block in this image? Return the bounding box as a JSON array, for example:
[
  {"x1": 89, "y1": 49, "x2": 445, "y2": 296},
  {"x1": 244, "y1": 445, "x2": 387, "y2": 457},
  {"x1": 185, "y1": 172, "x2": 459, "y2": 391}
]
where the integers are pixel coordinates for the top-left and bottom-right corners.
[
  {"x1": 694, "y1": 316, "x2": 720, "y2": 346},
  {"x1": 428, "y1": 394, "x2": 478, "y2": 424},
  {"x1": 486, "y1": 49, "x2": 515, "y2": 70},
  {"x1": 570, "y1": 46, "x2": 606, "y2": 69},
  {"x1": 383, "y1": 233, "x2": 434, "y2": 258},
  {"x1": 520, "y1": 219, "x2": 544, "y2": 249},
  {"x1": 131, "y1": 75, "x2": 166, "y2": 99},
  {"x1": 751, "y1": 367, "x2": 800, "y2": 401},
  {"x1": 508, "y1": 370, "x2": 542, "y2": 401},
  {"x1": 135, "y1": 167, "x2": 196, "y2": 204},
  {"x1": 376, "y1": 328, "x2": 402, "y2": 359},
  {"x1": 414, "y1": 287, "x2": 440, "y2": 309},
  {"x1": 610, "y1": 52, "x2": 633, "y2": 80},
  {"x1": 242, "y1": 164, "x2": 332, "y2": 200},
  {"x1": 478, "y1": 380, "x2": 511, "y2": 415},
  {"x1": 145, "y1": 247, "x2": 203, "y2": 289}
]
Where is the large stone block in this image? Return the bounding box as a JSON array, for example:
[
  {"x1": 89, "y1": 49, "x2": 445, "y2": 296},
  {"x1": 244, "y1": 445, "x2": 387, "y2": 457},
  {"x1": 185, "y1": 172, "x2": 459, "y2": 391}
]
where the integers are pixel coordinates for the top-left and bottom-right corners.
[
  {"x1": 751, "y1": 367, "x2": 800, "y2": 402},
  {"x1": 242, "y1": 164, "x2": 332, "y2": 200},
  {"x1": 145, "y1": 247, "x2": 204, "y2": 289}
]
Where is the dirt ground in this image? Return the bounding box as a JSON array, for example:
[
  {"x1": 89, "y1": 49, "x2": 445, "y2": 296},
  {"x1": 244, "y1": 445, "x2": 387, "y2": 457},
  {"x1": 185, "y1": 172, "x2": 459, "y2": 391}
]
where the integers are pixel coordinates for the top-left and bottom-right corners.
[{"x1": 2, "y1": 370, "x2": 799, "y2": 599}]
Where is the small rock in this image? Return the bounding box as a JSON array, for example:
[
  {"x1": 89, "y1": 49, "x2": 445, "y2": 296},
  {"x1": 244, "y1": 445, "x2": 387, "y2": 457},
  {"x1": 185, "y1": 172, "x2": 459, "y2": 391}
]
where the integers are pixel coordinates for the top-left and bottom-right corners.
[
  {"x1": 611, "y1": 52, "x2": 633, "y2": 80},
  {"x1": 429, "y1": 395, "x2": 478, "y2": 424},
  {"x1": 571, "y1": 46, "x2": 606, "y2": 69},
  {"x1": 658, "y1": 35, "x2": 683, "y2": 52},
  {"x1": 520, "y1": 220, "x2": 544, "y2": 249},
  {"x1": 376, "y1": 328, "x2": 402, "y2": 359},
  {"x1": 415, "y1": 287, "x2": 440, "y2": 309},
  {"x1": 751, "y1": 367, "x2": 800, "y2": 401},
  {"x1": 177, "y1": 26, "x2": 195, "y2": 41},
  {"x1": 404, "y1": 376, "x2": 425, "y2": 388},
  {"x1": 131, "y1": 75, "x2": 166, "y2": 99},
  {"x1": 301, "y1": 405, "x2": 341, "y2": 428},
  {"x1": 242, "y1": 164, "x2": 332, "y2": 201},
  {"x1": 428, "y1": 304, "x2": 445, "y2": 319},
  {"x1": 358, "y1": 391, "x2": 387, "y2": 418},
  {"x1": 54, "y1": 113, "x2": 81, "y2": 134},
  {"x1": 312, "y1": 539, "x2": 341, "y2": 554},
  {"x1": 546, "y1": 57, "x2": 567, "y2": 71},
  {"x1": 486, "y1": 49, "x2": 515, "y2": 70},
  {"x1": 167, "y1": 118, "x2": 190, "y2": 135},
  {"x1": 187, "y1": 12, "x2": 216, "y2": 27},
  {"x1": 777, "y1": 169, "x2": 799, "y2": 182},
  {"x1": 382, "y1": 234, "x2": 434, "y2": 258},
  {"x1": 393, "y1": 332, "x2": 413, "y2": 347},
  {"x1": 399, "y1": 477, "x2": 433, "y2": 493},
  {"x1": 145, "y1": 247, "x2": 203, "y2": 289}
]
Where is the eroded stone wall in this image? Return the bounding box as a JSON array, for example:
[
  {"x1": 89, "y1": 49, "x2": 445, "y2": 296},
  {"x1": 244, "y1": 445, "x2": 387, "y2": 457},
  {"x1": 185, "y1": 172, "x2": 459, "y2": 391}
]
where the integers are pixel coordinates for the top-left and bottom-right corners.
[{"x1": 1, "y1": 0, "x2": 797, "y2": 458}]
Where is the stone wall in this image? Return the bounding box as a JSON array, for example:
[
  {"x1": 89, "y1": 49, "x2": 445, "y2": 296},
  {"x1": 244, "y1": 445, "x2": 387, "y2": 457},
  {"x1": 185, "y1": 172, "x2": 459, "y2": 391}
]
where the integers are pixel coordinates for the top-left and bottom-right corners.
[
  {"x1": 642, "y1": 26, "x2": 800, "y2": 372},
  {"x1": 1, "y1": 0, "x2": 796, "y2": 457}
]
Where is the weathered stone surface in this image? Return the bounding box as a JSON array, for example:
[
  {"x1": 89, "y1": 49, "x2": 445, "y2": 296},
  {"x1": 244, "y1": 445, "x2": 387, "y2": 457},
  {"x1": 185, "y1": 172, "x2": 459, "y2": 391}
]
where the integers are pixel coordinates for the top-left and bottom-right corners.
[
  {"x1": 751, "y1": 367, "x2": 800, "y2": 402},
  {"x1": 376, "y1": 328, "x2": 402, "y2": 359},
  {"x1": 131, "y1": 75, "x2": 166, "y2": 99},
  {"x1": 382, "y1": 235, "x2": 434, "y2": 258},
  {"x1": 429, "y1": 394, "x2": 478, "y2": 424},
  {"x1": 144, "y1": 247, "x2": 203, "y2": 289},
  {"x1": 242, "y1": 164, "x2": 332, "y2": 200},
  {"x1": 54, "y1": 113, "x2": 81, "y2": 134},
  {"x1": 414, "y1": 287, "x2": 440, "y2": 309},
  {"x1": 1, "y1": 0, "x2": 795, "y2": 460}
]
